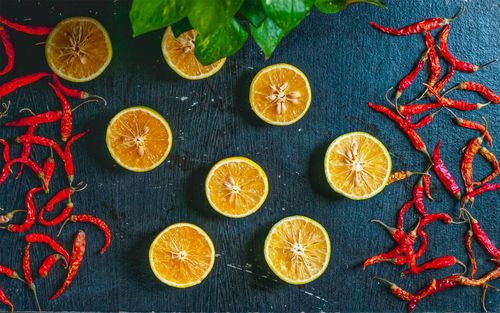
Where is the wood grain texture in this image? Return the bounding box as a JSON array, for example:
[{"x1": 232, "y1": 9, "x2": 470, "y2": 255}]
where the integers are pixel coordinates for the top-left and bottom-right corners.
[{"x1": 0, "y1": 0, "x2": 498, "y2": 311}]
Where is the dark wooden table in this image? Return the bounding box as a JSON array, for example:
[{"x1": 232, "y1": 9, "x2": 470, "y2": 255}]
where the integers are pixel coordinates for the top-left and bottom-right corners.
[{"x1": 0, "y1": 0, "x2": 498, "y2": 311}]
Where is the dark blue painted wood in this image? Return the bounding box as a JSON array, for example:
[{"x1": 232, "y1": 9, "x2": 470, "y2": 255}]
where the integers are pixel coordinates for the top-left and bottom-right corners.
[{"x1": 0, "y1": 0, "x2": 498, "y2": 311}]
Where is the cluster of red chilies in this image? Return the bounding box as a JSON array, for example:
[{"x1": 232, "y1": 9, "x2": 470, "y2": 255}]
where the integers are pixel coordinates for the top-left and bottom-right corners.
[
  {"x1": 366, "y1": 8, "x2": 500, "y2": 312},
  {"x1": 0, "y1": 16, "x2": 110, "y2": 312}
]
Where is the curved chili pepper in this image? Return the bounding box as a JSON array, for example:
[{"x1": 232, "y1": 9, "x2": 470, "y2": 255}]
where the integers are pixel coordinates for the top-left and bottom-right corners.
[
  {"x1": 368, "y1": 103, "x2": 429, "y2": 157},
  {"x1": 399, "y1": 103, "x2": 441, "y2": 116},
  {"x1": 408, "y1": 276, "x2": 460, "y2": 313},
  {"x1": 0, "y1": 288, "x2": 13, "y2": 313},
  {"x1": 0, "y1": 264, "x2": 22, "y2": 281},
  {"x1": 452, "y1": 82, "x2": 500, "y2": 104},
  {"x1": 465, "y1": 183, "x2": 500, "y2": 199},
  {"x1": 22, "y1": 243, "x2": 41, "y2": 311},
  {"x1": 38, "y1": 254, "x2": 68, "y2": 278},
  {"x1": 64, "y1": 130, "x2": 89, "y2": 185},
  {"x1": 50, "y1": 230, "x2": 86, "y2": 300},
  {"x1": 426, "y1": 84, "x2": 489, "y2": 111},
  {"x1": 387, "y1": 171, "x2": 426, "y2": 185},
  {"x1": 48, "y1": 82, "x2": 72, "y2": 142},
  {"x1": 39, "y1": 201, "x2": 73, "y2": 227},
  {"x1": 363, "y1": 246, "x2": 404, "y2": 269},
  {"x1": 402, "y1": 255, "x2": 466, "y2": 275},
  {"x1": 16, "y1": 133, "x2": 64, "y2": 159},
  {"x1": 15, "y1": 125, "x2": 35, "y2": 180},
  {"x1": 462, "y1": 209, "x2": 500, "y2": 259},
  {"x1": 0, "y1": 158, "x2": 46, "y2": 189},
  {"x1": 474, "y1": 147, "x2": 499, "y2": 186},
  {"x1": 414, "y1": 229, "x2": 427, "y2": 259},
  {"x1": 42, "y1": 153, "x2": 56, "y2": 190},
  {"x1": 461, "y1": 135, "x2": 484, "y2": 198},
  {"x1": 3, "y1": 187, "x2": 42, "y2": 233},
  {"x1": 373, "y1": 277, "x2": 422, "y2": 301},
  {"x1": 4, "y1": 110, "x2": 62, "y2": 127},
  {"x1": 423, "y1": 31, "x2": 440, "y2": 87},
  {"x1": 52, "y1": 73, "x2": 90, "y2": 99},
  {"x1": 61, "y1": 214, "x2": 111, "y2": 254},
  {"x1": 451, "y1": 115, "x2": 492, "y2": 147},
  {"x1": 432, "y1": 140, "x2": 461, "y2": 199},
  {"x1": 0, "y1": 26, "x2": 14, "y2": 76},
  {"x1": 0, "y1": 139, "x2": 10, "y2": 163},
  {"x1": 412, "y1": 176, "x2": 427, "y2": 216},
  {"x1": 0, "y1": 72, "x2": 49, "y2": 98},
  {"x1": 453, "y1": 267, "x2": 500, "y2": 287},
  {"x1": 431, "y1": 66, "x2": 455, "y2": 94},
  {"x1": 397, "y1": 199, "x2": 414, "y2": 230},
  {"x1": 25, "y1": 233, "x2": 70, "y2": 264},
  {"x1": 0, "y1": 16, "x2": 51, "y2": 35},
  {"x1": 422, "y1": 174, "x2": 433, "y2": 200},
  {"x1": 464, "y1": 229, "x2": 477, "y2": 279},
  {"x1": 44, "y1": 186, "x2": 79, "y2": 213},
  {"x1": 395, "y1": 49, "x2": 429, "y2": 101},
  {"x1": 406, "y1": 108, "x2": 442, "y2": 129}
]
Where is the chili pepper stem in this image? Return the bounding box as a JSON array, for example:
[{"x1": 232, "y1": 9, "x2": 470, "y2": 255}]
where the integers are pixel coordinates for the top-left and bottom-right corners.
[
  {"x1": 57, "y1": 218, "x2": 71, "y2": 237},
  {"x1": 373, "y1": 276, "x2": 395, "y2": 287},
  {"x1": 0, "y1": 101, "x2": 10, "y2": 119},
  {"x1": 29, "y1": 284, "x2": 41, "y2": 312},
  {"x1": 476, "y1": 59, "x2": 498, "y2": 71},
  {"x1": 71, "y1": 99, "x2": 99, "y2": 112},
  {"x1": 370, "y1": 219, "x2": 396, "y2": 235},
  {"x1": 453, "y1": 259, "x2": 468, "y2": 276},
  {"x1": 449, "y1": 6, "x2": 465, "y2": 21},
  {"x1": 385, "y1": 87, "x2": 403, "y2": 117},
  {"x1": 481, "y1": 283, "x2": 499, "y2": 312}
]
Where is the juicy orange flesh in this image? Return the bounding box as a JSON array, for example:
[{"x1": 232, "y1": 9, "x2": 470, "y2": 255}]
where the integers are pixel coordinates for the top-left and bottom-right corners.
[
  {"x1": 150, "y1": 226, "x2": 213, "y2": 285},
  {"x1": 107, "y1": 110, "x2": 170, "y2": 169},
  {"x1": 46, "y1": 19, "x2": 110, "y2": 80},
  {"x1": 207, "y1": 161, "x2": 267, "y2": 216},
  {"x1": 164, "y1": 28, "x2": 223, "y2": 77},
  {"x1": 326, "y1": 134, "x2": 389, "y2": 197},
  {"x1": 267, "y1": 218, "x2": 329, "y2": 282},
  {"x1": 251, "y1": 67, "x2": 310, "y2": 123}
]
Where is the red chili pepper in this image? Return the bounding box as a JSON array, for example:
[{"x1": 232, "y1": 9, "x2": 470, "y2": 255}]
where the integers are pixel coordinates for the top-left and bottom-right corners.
[
  {"x1": 412, "y1": 176, "x2": 427, "y2": 216},
  {"x1": 0, "y1": 26, "x2": 14, "y2": 76},
  {"x1": 0, "y1": 139, "x2": 10, "y2": 163},
  {"x1": 426, "y1": 84, "x2": 489, "y2": 111},
  {"x1": 432, "y1": 140, "x2": 462, "y2": 199},
  {"x1": 0, "y1": 288, "x2": 13, "y2": 313},
  {"x1": 0, "y1": 158, "x2": 46, "y2": 189},
  {"x1": 363, "y1": 247, "x2": 404, "y2": 269},
  {"x1": 0, "y1": 16, "x2": 51, "y2": 35},
  {"x1": 38, "y1": 254, "x2": 68, "y2": 278},
  {"x1": 414, "y1": 229, "x2": 428, "y2": 259},
  {"x1": 25, "y1": 233, "x2": 70, "y2": 264},
  {"x1": 42, "y1": 153, "x2": 56, "y2": 189},
  {"x1": 50, "y1": 230, "x2": 86, "y2": 300},
  {"x1": 39, "y1": 201, "x2": 73, "y2": 227},
  {"x1": 451, "y1": 82, "x2": 500, "y2": 104},
  {"x1": 2, "y1": 187, "x2": 42, "y2": 233},
  {"x1": 422, "y1": 174, "x2": 433, "y2": 200},
  {"x1": 450, "y1": 115, "x2": 493, "y2": 147},
  {"x1": 387, "y1": 170, "x2": 428, "y2": 185},
  {"x1": 408, "y1": 276, "x2": 460, "y2": 313},
  {"x1": 15, "y1": 125, "x2": 35, "y2": 180},
  {"x1": 405, "y1": 108, "x2": 442, "y2": 129},
  {"x1": 368, "y1": 103, "x2": 429, "y2": 157},
  {"x1": 462, "y1": 209, "x2": 500, "y2": 259},
  {"x1": 397, "y1": 199, "x2": 414, "y2": 230},
  {"x1": 454, "y1": 267, "x2": 500, "y2": 287},
  {"x1": 48, "y1": 82, "x2": 72, "y2": 142},
  {"x1": 64, "y1": 130, "x2": 89, "y2": 185},
  {"x1": 0, "y1": 72, "x2": 49, "y2": 98},
  {"x1": 22, "y1": 243, "x2": 41, "y2": 311},
  {"x1": 43, "y1": 185, "x2": 85, "y2": 213},
  {"x1": 402, "y1": 255, "x2": 465, "y2": 275},
  {"x1": 423, "y1": 31, "x2": 441, "y2": 87},
  {"x1": 4, "y1": 110, "x2": 62, "y2": 127},
  {"x1": 464, "y1": 229, "x2": 477, "y2": 279},
  {"x1": 419, "y1": 213, "x2": 454, "y2": 228},
  {"x1": 368, "y1": 9, "x2": 462, "y2": 36},
  {"x1": 439, "y1": 24, "x2": 497, "y2": 72},
  {"x1": 0, "y1": 264, "x2": 22, "y2": 281},
  {"x1": 432, "y1": 66, "x2": 455, "y2": 94},
  {"x1": 16, "y1": 134, "x2": 64, "y2": 159},
  {"x1": 475, "y1": 147, "x2": 499, "y2": 186},
  {"x1": 61, "y1": 214, "x2": 111, "y2": 254},
  {"x1": 394, "y1": 49, "x2": 429, "y2": 101},
  {"x1": 461, "y1": 135, "x2": 484, "y2": 196},
  {"x1": 52, "y1": 73, "x2": 90, "y2": 99},
  {"x1": 373, "y1": 277, "x2": 422, "y2": 301},
  {"x1": 465, "y1": 183, "x2": 500, "y2": 199},
  {"x1": 399, "y1": 103, "x2": 441, "y2": 116}
]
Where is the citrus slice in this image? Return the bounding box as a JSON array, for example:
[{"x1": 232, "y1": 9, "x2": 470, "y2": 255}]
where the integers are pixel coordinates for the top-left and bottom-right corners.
[
  {"x1": 249, "y1": 63, "x2": 312, "y2": 126},
  {"x1": 264, "y1": 216, "x2": 331, "y2": 285},
  {"x1": 205, "y1": 157, "x2": 268, "y2": 218},
  {"x1": 149, "y1": 223, "x2": 215, "y2": 288},
  {"x1": 45, "y1": 17, "x2": 112, "y2": 82},
  {"x1": 162, "y1": 27, "x2": 225, "y2": 80},
  {"x1": 106, "y1": 106, "x2": 172, "y2": 172},
  {"x1": 324, "y1": 132, "x2": 391, "y2": 200}
]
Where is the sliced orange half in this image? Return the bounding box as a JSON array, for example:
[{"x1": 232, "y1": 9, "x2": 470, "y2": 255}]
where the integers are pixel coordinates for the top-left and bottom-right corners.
[
  {"x1": 249, "y1": 63, "x2": 312, "y2": 125},
  {"x1": 324, "y1": 132, "x2": 391, "y2": 200},
  {"x1": 149, "y1": 223, "x2": 215, "y2": 288},
  {"x1": 162, "y1": 27, "x2": 225, "y2": 80},
  {"x1": 205, "y1": 157, "x2": 269, "y2": 218},
  {"x1": 264, "y1": 216, "x2": 331, "y2": 284},
  {"x1": 45, "y1": 17, "x2": 112, "y2": 82},
  {"x1": 106, "y1": 106, "x2": 172, "y2": 172}
]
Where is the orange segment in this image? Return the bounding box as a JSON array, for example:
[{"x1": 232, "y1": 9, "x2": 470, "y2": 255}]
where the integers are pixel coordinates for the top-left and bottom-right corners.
[
  {"x1": 45, "y1": 17, "x2": 112, "y2": 82},
  {"x1": 205, "y1": 157, "x2": 269, "y2": 218},
  {"x1": 250, "y1": 63, "x2": 311, "y2": 125},
  {"x1": 162, "y1": 27, "x2": 225, "y2": 80},
  {"x1": 149, "y1": 223, "x2": 215, "y2": 288},
  {"x1": 106, "y1": 106, "x2": 172, "y2": 172},
  {"x1": 265, "y1": 216, "x2": 331, "y2": 284}
]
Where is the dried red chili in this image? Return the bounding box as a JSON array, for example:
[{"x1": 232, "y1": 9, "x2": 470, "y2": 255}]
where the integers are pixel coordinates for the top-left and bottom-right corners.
[
  {"x1": 43, "y1": 184, "x2": 86, "y2": 213},
  {"x1": 394, "y1": 49, "x2": 429, "y2": 102},
  {"x1": 397, "y1": 199, "x2": 415, "y2": 230},
  {"x1": 422, "y1": 174, "x2": 433, "y2": 200},
  {"x1": 39, "y1": 200, "x2": 73, "y2": 227},
  {"x1": 408, "y1": 276, "x2": 460, "y2": 313},
  {"x1": 15, "y1": 134, "x2": 64, "y2": 159},
  {"x1": 42, "y1": 152, "x2": 56, "y2": 190},
  {"x1": 0, "y1": 264, "x2": 22, "y2": 281},
  {"x1": 426, "y1": 84, "x2": 489, "y2": 112},
  {"x1": 0, "y1": 139, "x2": 9, "y2": 163},
  {"x1": 432, "y1": 140, "x2": 462, "y2": 199},
  {"x1": 406, "y1": 108, "x2": 442, "y2": 129},
  {"x1": 450, "y1": 82, "x2": 500, "y2": 104},
  {"x1": 399, "y1": 103, "x2": 441, "y2": 116},
  {"x1": 0, "y1": 16, "x2": 51, "y2": 35},
  {"x1": 48, "y1": 82, "x2": 72, "y2": 142},
  {"x1": 412, "y1": 176, "x2": 427, "y2": 216},
  {"x1": 461, "y1": 134, "x2": 484, "y2": 199},
  {"x1": 402, "y1": 255, "x2": 466, "y2": 275},
  {"x1": 22, "y1": 243, "x2": 41, "y2": 311},
  {"x1": 449, "y1": 114, "x2": 493, "y2": 147},
  {"x1": 0, "y1": 288, "x2": 13, "y2": 313},
  {"x1": 423, "y1": 31, "x2": 440, "y2": 87},
  {"x1": 1, "y1": 187, "x2": 42, "y2": 233},
  {"x1": 64, "y1": 130, "x2": 89, "y2": 185},
  {"x1": 0, "y1": 72, "x2": 49, "y2": 98},
  {"x1": 38, "y1": 254, "x2": 68, "y2": 278},
  {"x1": 387, "y1": 170, "x2": 428, "y2": 184},
  {"x1": 432, "y1": 66, "x2": 455, "y2": 94},
  {"x1": 465, "y1": 183, "x2": 500, "y2": 200},
  {"x1": 4, "y1": 110, "x2": 62, "y2": 127},
  {"x1": 52, "y1": 73, "x2": 107, "y2": 105},
  {"x1": 25, "y1": 233, "x2": 70, "y2": 264},
  {"x1": 464, "y1": 229, "x2": 477, "y2": 279},
  {"x1": 0, "y1": 158, "x2": 46, "y2": 189},
  {"x1": 373, "y1": 277, "x2": 421, "y2": 301},
  {"x1": 462, "y1": 209, "x2": 500, "y2": 259},
  {"x1": 60, "y1": 214, "x2": 111, "y2": 254},
  {"x1": 475, "y1": 147, "x2": 499, "y2": 186},
  {"x1": 15, "y1": 125, "x2": 35, "y2": 180},
  {"x1": 0, "y1": 26, "x2": 14, "y2": 76},
  {"x1": 50, "y1": 230, "x2": 86, "y2": 300}
]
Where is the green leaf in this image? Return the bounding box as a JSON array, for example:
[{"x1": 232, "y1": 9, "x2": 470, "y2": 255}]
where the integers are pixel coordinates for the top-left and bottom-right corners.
[
  {"x1": 240, "y1": 0, "x2": 266, "y2": 27},
  {"x1": 195, "y1": 18, "x2": 248, "y2": 65},
  {"x1": 129, "y1": 0, "x2": 189, "y2": 37},
  {"x1": 188, "y1": 0, "x2": 244, "y2": 35},
  {"x1": 171, "y1": 17, "x2": 193, "y2": 37},
  {"x1": 315, "y1": 0, "x2": 385, "y2": 14},
  {"x1": 262, "y1": 0, "x2": 315, "y2": 32},
  {"x1": 250, "y1": 18, "x2": 286, "y2": 59}
]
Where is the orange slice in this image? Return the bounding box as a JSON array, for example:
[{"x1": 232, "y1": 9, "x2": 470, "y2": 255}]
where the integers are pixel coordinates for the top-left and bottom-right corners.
[
  {"x1": 264, "y1": 216, "x2": 331, "y2": 284},
  {"x1": 45, "y1": 17, "x2": 112, "y2": 82},
  {"x1": 162, "y1": 27, "x2": 225, "y2": 80},
  {"x1": 205, "y1": 157, "x2": 269, "y2": 218},
  {"x1": 249, "y1": 63, "x2": 312, "y2": 125},
  {"x1": 106, "y1": 106, "x2": 172, "y2": 172},
  {"x1": 149, "y1": 223, "x2": 215, "y2": 288}
]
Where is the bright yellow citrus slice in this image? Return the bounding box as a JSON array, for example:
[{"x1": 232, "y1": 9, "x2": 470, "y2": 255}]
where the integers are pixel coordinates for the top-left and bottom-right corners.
[
  {"x1": 162, "y1": 27, "x2": 225, "y2": 80},
  {"x1": 45, "y1": 17, "x2": 112, "y2": 82},
  {"x1": 149, "y1": 223, "x2": 215, "y2": 288},
  {"x1": 324, "y1": 132, "x2": 391, "y2": 200},
  {"x1": 205, "y1": 157, "x2": 269, "y2": 218},
  {"x1": 106, "y1": 106, "x2": 172, "y2": 172},
  {"x1": 264, "y1": 216, "x2": 331, "y2": 285},
  {"x1": 249, "y1": 63, "x2": 312, "y2": 126}
]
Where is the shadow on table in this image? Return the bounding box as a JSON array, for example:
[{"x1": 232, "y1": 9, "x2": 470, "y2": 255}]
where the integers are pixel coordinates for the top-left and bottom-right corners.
[
  {"x1": 233, "y1": 69, "x2": 268, "y2": 128},
  {"x1": 184, "y1": 165, "x2": 222, "y2": 220},
  {"x1": 308, "y1": 140, "x2": 343, "y2": 201}
]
